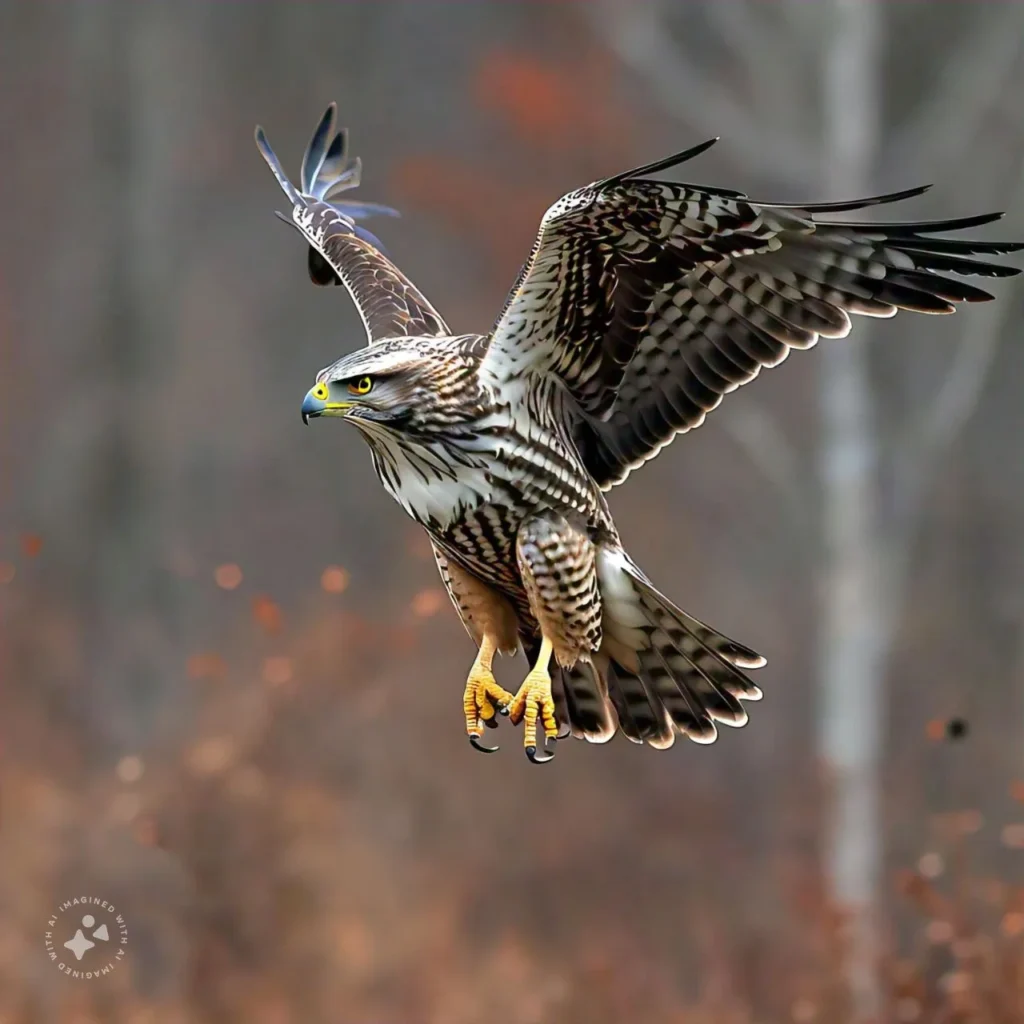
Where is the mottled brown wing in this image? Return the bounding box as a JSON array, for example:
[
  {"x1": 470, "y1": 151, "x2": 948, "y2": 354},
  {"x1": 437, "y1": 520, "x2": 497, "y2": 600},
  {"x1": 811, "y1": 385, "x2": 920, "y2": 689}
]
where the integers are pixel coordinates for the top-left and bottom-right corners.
[
  {"x1": 482, "y1": 139, "x2": 744, "y2": 419},
  {"x1": 575, "y1": 201, "x2": 1023, "y2": 488},
  {"x1": 255, "y1": 105, "x2": 449, "y2": 343}
]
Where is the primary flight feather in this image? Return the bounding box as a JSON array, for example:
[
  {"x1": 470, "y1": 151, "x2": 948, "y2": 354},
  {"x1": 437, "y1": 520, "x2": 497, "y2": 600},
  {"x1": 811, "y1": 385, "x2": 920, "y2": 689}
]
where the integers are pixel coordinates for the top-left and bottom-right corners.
[{"x1": 257, "y1": 103, "x2": 1022, "y2": 762}]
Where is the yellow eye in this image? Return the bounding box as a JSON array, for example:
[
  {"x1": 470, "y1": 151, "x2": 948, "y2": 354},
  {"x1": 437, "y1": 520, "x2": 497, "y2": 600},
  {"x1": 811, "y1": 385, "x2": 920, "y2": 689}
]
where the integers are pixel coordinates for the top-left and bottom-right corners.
[{"x1": 348, "y1": 376, "x2": 373, "y2": 396}]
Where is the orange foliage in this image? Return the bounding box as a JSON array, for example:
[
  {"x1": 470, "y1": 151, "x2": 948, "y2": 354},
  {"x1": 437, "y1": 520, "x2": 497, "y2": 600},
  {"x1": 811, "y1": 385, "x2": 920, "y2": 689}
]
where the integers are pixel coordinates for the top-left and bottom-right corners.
[
  {"x1": 320, "y1": 565, "x2": 349, "y2": 593},
  {"x1": 19, "y1": 532, "x2": 42, "y2": 558},
  {"x1": 474, "y1": 51, "x2": 630, "y2": 153},
  {"x1": 186, "y1": 651, "x2": 228, "y2": 681},
  {"x1": 251, "y1": 593, "x2": 283, "y2": 634},
  {"x1": 392, "y1": 48, "x2": 634, "y2": 292},
  {"x1": 391, "y1": 154, "x2": 553, "y2": 276}
]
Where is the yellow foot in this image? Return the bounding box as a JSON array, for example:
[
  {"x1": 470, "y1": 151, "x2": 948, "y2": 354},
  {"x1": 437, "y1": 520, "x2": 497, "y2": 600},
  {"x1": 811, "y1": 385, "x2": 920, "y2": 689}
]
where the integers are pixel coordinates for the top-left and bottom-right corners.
[
  {"x1": 507, "y1": 638, "x2": 558, "y2": 764},
  {"x1": 464, "y1": 639, "x2": 514, "y2": 754}
]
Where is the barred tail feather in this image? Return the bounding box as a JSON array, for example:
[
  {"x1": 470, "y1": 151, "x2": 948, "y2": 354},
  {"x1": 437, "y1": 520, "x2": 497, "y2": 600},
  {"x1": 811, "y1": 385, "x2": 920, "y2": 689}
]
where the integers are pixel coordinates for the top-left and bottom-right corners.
[
  {"x1": 595, "y1": 547, "x2": 765, "y2": 748},
  {"x1": 553, "y1": 656, "x2": 618, "y2": 743}
]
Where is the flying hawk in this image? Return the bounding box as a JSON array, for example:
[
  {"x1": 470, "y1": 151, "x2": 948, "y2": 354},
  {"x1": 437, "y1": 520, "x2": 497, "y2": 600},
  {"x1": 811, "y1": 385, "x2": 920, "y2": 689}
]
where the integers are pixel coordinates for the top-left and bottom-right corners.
[{"x1": 256, "y1": 104, "x2": 1021, "y2": 763}]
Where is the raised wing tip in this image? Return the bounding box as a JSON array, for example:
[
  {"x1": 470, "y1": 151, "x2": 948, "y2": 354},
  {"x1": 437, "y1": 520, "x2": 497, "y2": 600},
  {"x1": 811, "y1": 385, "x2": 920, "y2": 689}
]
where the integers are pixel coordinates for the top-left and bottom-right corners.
[{"x1": 598, "y1": 137, "x2": 722, "y2": 190}]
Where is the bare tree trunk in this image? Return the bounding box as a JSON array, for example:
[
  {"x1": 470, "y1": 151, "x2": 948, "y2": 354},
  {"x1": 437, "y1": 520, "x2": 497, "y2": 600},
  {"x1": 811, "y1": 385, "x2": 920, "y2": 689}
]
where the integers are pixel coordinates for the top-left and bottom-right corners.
[{"x1": 817, "y1": 0, "x2": 885, "y2": 1017}]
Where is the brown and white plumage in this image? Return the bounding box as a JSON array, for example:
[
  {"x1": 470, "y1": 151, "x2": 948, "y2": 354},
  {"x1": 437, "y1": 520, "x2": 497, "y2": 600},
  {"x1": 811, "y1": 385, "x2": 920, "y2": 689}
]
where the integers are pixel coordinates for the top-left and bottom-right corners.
[{"x1": 257, "y1": 104, "x2": 1023, "y2": 755}]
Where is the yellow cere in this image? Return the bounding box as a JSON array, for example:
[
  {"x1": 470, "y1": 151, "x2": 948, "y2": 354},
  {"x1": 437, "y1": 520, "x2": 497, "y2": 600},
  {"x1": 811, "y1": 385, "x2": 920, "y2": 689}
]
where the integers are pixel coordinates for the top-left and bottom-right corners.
[{"x1": 311, "y1": 381, "x2": 329, "y2": 401}]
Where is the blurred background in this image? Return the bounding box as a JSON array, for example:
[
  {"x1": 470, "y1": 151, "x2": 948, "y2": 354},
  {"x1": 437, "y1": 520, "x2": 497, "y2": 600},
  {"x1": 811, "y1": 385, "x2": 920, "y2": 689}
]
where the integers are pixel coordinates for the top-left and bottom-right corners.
[{"x1": 3, "y1": 2, "x2": 1024, "y2": 1021}]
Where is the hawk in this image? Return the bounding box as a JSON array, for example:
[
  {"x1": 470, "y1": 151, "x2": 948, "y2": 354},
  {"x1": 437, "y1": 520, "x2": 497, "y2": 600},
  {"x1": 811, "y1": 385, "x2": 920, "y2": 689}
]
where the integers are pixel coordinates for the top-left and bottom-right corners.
[{"x1": 256, "y1": 104, "x2": 1021, "y2": 763}]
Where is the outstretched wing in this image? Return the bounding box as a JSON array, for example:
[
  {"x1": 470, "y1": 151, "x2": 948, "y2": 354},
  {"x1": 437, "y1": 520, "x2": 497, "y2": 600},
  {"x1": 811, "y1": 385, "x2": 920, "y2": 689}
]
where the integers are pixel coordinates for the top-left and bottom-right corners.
[
  {"x1": 255, "y1": 104, "x2": 449, "y2": 343},
  {"x1": 480, "y1": 141, "x2": 1023, "y2": 484}
]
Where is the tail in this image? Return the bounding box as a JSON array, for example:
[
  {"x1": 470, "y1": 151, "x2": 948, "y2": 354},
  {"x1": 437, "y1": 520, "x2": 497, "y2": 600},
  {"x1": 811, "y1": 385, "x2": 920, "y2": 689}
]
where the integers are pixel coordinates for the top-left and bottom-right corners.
[{"x1": 553, "y1": 548, "x2": 765, "y2": 749}]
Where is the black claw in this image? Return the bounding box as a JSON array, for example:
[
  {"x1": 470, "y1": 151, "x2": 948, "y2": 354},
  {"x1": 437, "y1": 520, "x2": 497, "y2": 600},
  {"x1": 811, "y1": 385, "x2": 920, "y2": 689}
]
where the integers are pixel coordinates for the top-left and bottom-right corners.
[
  {"x1": 483, "y1": 715, "x2": 499, "y2": 729},
  {"x1": 498, "y1": 705, "x2": 510, "y2": 717},
  {"x1": 470, "y1": 734, "x2": 499, "y2": 754},
  {"x1": 525, "y1": 738, "x2": 556, "y2": 764}
]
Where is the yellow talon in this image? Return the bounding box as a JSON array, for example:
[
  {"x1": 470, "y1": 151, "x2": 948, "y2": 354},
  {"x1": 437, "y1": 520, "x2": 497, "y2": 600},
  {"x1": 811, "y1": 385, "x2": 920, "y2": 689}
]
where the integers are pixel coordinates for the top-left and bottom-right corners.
[
  {"x1": 464, "y1": 635, "x2": 513, "y2": 751},
  {"x1": 507, "y1": 636, "x2": 558, "y2": 763}
]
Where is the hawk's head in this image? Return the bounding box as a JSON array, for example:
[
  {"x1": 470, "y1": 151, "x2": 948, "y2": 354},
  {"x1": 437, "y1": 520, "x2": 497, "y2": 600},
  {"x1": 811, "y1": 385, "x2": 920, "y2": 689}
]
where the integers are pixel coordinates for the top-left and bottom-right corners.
[{"x1": 300, "y1": 336, "x2": 481, "y2": 438}]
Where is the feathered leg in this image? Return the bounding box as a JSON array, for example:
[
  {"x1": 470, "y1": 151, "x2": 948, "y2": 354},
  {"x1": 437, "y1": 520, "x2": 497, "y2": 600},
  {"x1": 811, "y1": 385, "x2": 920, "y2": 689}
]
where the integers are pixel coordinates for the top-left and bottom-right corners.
[
  {"x1": 430, "y1": 541, "x2": 519, "y2": 753},
  {"x1": 513, "y1": 511, "x2": 603, "y2": 763}
]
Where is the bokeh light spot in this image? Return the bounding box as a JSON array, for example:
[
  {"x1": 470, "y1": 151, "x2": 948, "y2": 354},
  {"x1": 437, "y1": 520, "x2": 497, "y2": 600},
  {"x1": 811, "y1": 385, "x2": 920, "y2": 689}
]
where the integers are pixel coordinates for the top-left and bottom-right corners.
[
  {"x1": 251, "y1": 594, "x2": 283, "y2": 634},
  {"x1": 215, "y1": 563, "x2": 243, "y2": 590},
  {"x1": 263, "y1": 656, "x2": 293, "y2": 687},
  {"x1": 20, "y1": 533, "x2": 43, "y2": 558},
  {"x1": 186, "y1": 652, "x2": 228, "y2": 681},
  {"x1": 411, "y1": 588, "x2": 444, "y2": 618},
  {"x1": 117, "y1": 755, "x2": 144, "y2": 783},
  {"x1": 321, "y1": 565, "x2": 350, "y2": 593}
]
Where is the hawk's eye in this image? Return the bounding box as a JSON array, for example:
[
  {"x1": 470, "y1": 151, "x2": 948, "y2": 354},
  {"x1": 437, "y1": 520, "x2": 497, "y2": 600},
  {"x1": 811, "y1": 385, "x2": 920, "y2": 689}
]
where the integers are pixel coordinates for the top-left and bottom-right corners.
[{"x1": 348, "y1": 376, "x2": 374, "y2": 396}]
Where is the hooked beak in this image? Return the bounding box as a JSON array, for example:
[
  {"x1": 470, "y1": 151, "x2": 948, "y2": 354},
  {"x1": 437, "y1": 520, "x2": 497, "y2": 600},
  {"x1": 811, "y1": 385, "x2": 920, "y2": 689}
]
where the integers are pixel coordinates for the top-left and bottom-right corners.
[
  {"x1": 301, "y1": 382, "x2": 351, "y2": 425},
  {"x1": 301, "y1": 388, "x2": 323, "y2": 424}
]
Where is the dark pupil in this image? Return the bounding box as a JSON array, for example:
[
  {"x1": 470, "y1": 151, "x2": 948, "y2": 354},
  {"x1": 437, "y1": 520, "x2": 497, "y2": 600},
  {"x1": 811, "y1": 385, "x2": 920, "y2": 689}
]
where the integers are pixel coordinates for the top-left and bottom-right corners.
[{"x1": 360, "y1": 377, "x2": 370, "y2": 390}]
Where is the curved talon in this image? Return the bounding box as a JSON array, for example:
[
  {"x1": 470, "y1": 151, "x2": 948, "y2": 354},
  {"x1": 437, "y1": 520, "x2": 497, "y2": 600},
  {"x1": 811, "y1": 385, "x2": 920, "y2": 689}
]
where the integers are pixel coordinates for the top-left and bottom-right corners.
[
  {"x1": 463, "y1": 638, "x2": 514, "y2": 746},
  {"x1": 525, "y1": 737, "x2": 556, "y2": 764},
  {"x1": 498, "y1": 704, "x2": 511, "y2": 717},
  {"x1": 470, "y1": 734, "x2": 500, "y2": 754}
]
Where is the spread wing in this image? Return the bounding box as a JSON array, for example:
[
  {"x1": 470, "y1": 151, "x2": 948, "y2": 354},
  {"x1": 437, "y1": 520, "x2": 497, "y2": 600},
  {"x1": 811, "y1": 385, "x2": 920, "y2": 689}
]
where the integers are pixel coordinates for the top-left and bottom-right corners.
[
  {"x1": 255, "y1": 104, "x2": 449, "y2": 343},
  {"x1": 481, "y1": 141, "x2": 1023, "y2": 487}
]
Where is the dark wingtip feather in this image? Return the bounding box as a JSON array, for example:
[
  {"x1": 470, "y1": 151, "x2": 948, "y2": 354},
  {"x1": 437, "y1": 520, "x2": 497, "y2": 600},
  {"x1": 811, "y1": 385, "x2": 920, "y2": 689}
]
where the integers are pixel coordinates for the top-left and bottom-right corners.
[
  {"x1": 772, "y1": 183, "x2": 933, "y2": 215},
  {"x1": 254, "y1": 126, "x2": 302, "y2": 206},
  {"x1": 889, "y1": 211, "x2": 1006, "y2": 234},
  {"x1": 598, "y1": 137, "x2": 722, "y2": 190},
  {"x1": 301, "y1": 103, "x2": 337, "y2": 195}
]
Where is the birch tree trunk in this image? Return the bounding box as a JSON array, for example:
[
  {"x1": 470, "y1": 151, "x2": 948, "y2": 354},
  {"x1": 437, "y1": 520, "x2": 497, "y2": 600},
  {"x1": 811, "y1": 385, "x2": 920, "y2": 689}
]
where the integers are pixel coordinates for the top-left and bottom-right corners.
[{"x1": 817, "y1": 1, "x2": 886, "y2": 1016}]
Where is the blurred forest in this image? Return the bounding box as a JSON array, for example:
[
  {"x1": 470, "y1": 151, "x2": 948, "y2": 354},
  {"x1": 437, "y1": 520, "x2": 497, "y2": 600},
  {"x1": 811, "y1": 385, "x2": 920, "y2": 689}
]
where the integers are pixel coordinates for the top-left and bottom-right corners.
[{"x1": 3, "y1": 2, "x2": 1024, "y2": 1022}]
